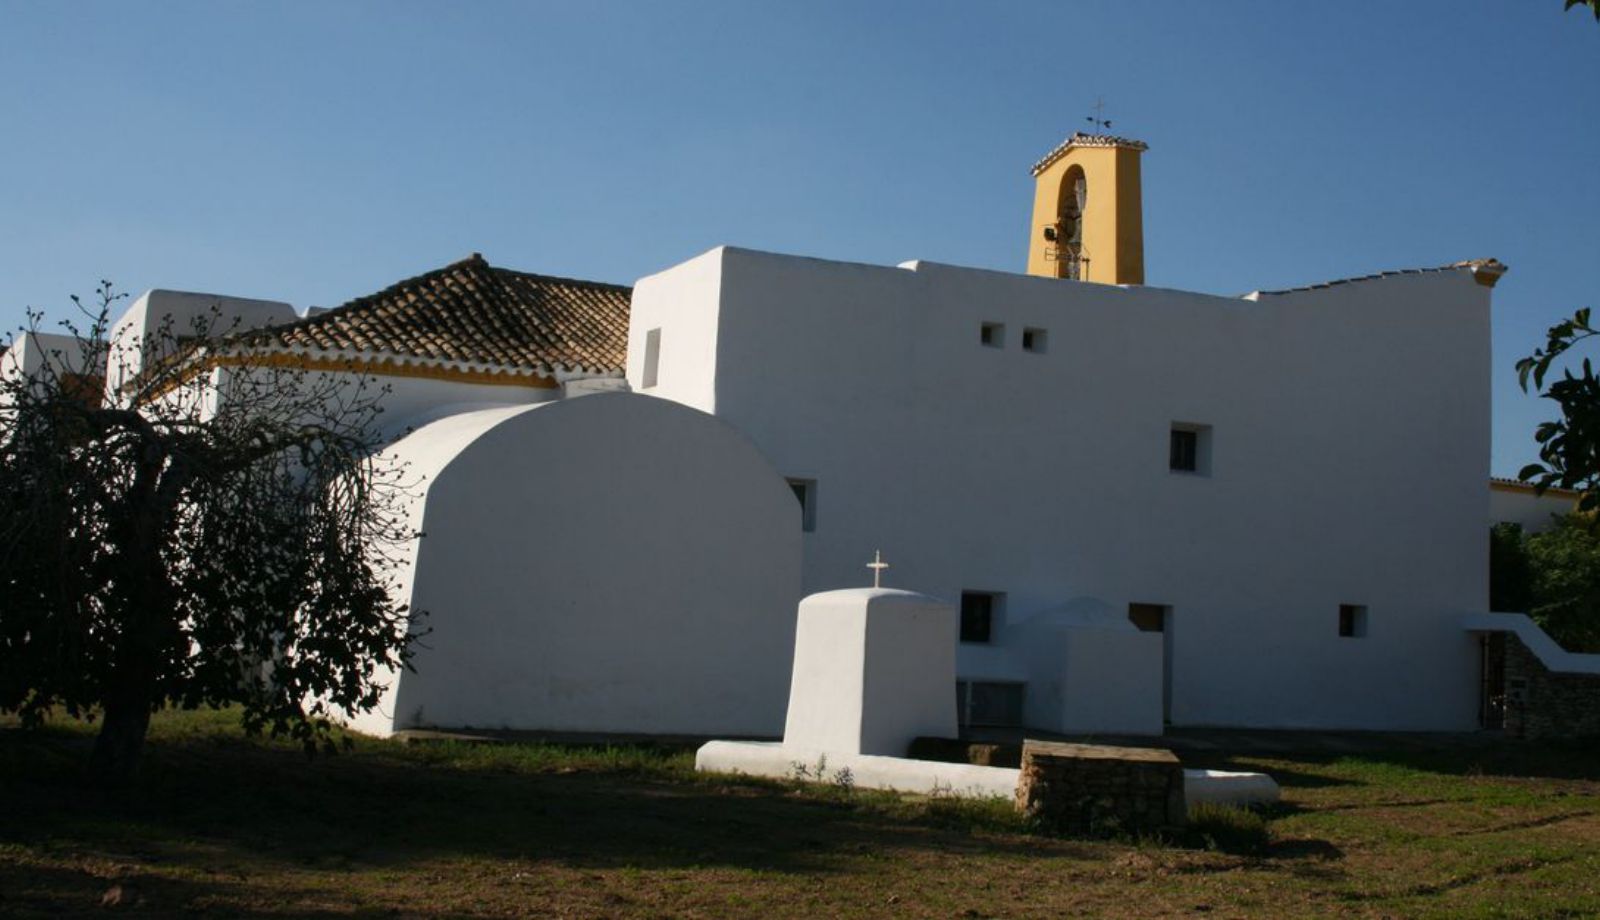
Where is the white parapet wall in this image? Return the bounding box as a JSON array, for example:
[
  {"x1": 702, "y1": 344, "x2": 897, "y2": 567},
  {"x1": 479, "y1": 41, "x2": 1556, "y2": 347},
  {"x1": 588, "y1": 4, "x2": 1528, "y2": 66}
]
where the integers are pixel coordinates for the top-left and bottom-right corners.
[{"x1": 1462, "y1": 613, "x2": 1600, "y2": 675}]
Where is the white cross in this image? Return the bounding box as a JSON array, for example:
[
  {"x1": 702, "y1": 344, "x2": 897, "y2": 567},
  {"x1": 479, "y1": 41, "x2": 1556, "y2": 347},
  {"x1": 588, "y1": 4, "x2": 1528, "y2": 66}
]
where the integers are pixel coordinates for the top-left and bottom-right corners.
[{"x1": 866, "y1": 549, "x2": 889, "y2": 588}]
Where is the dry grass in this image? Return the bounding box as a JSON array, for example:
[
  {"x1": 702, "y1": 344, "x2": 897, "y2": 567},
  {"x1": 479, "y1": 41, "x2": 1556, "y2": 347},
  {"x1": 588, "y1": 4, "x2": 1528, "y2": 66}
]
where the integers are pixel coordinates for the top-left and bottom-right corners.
[{"x1": 3, "y1": 709, "x2": 1599, "y2": 918}]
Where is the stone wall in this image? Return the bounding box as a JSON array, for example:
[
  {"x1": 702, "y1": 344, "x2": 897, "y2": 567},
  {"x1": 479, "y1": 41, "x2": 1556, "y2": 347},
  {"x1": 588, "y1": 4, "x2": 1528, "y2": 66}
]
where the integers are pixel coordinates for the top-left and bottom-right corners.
[
  {"x1": 1504, "y1": 635, "x2": 1600, "y2": 740},
  {"x1": 1014, "y1": 740, "x2": 1186, "y2": 836}
]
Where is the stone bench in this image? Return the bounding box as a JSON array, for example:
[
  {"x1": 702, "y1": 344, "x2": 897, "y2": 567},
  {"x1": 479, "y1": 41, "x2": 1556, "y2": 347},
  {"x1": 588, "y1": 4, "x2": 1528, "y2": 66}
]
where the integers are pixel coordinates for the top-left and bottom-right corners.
[{"x1": 1014, "y1": 739, "x2": 1187, "y2": 835}]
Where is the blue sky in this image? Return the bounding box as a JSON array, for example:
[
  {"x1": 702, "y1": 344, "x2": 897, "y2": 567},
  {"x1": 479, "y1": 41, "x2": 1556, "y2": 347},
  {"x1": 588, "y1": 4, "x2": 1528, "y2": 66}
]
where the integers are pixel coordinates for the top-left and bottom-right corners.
[{"x1": 2, "y1": 1, "x2": 1596, "y2": 475}]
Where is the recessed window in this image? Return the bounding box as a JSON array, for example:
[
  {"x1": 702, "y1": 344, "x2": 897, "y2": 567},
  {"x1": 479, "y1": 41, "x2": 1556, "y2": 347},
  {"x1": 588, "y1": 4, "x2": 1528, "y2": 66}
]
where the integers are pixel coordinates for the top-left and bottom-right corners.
[
  {"x1": 1169, "y1": 423, "x2": 1212, "y2": 475},
  {"x1": 1128, "y1": 602, "x2": 1168, "y2": 633},
  {"x1": 1022, "y1": 327, "x2": 1048, "y2": 353},
  {"x1": 956, "y1": 680, "x2": 1025, "y2": 728},
  {"x1": 960, "y1": 591, "x2": 1002, "y2": 643},
  {"x1": 980, "y1": 322, "x2": 1005, "y2": 348},
  {"x1": 786, "y1": 477, "x2": 817, "y2": 532},
  {"x1": 641, "y1": 327, "x2": 661, "y2": 388},
  {"x1": 1339, "y1": 604, "x2": 1368, "y2": 638}
]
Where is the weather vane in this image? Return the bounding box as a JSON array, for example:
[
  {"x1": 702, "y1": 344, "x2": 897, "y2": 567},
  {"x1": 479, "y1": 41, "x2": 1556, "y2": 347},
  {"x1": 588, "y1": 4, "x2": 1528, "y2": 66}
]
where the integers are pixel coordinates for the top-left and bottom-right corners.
[{"x1": 1085, "y1": 97, "x2": 1113, "y2": 132}]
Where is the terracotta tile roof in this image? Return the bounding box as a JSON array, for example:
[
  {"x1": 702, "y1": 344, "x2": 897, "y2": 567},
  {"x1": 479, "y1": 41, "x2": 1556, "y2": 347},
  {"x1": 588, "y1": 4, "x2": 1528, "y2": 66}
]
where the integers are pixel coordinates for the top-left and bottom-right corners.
[
  {"x1": 247, "y1": 254, "x2": 631, "y2": 379},
  {"x1": 1249, "y1": 259, "x2": 1508, "y2": 297},
  {"x1": 1030, "y1": 132, "x2": 1149, "y2": 176}
]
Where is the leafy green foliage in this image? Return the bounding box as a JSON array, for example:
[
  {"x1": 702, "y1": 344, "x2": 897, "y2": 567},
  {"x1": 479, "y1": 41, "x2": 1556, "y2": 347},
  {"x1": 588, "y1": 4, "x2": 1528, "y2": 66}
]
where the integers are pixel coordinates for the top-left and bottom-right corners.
[
  {"x1": 1489, "y1": 516, "x2": 1600, "y2": 652},
  {"x1": 1525, "y1": 516, "x2": 1600, "y2": 653},
  {"x1": 1490, "y1": 522, "x2": 1535, "y2": 614},
  {"x1": 0, "y1": 284, "x2": 425, "y2": 786},
  {"x1": 1566, "y1": 0, "x2": 1600, "y2": 21},
  {"x1": 1516, "y1": 308, "x2": 1600, "y2": 516}
]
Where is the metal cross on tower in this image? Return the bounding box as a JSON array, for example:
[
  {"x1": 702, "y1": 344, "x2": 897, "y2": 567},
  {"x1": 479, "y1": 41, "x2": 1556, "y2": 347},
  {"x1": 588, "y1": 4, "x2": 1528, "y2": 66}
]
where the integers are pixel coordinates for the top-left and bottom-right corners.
[
  {"x1": 1085, "y1": 97, "x2": 1113, "y2": 132},
  {"x1": 866, "y1": 550, "x2": 889, "y2": 588}
]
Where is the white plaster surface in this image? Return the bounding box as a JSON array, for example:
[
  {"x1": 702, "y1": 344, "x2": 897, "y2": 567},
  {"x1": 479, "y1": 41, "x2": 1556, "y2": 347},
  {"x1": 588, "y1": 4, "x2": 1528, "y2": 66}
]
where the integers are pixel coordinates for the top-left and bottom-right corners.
[
  {"x1": 629, "y1": 247, "x2": 1495, "y2": 732},
  {"x1": 1015, "y1": 600, "x2": 1164, "y2": 735},
  {"x1": 0, "y1": 331, "x2": 102, "y2": 406},
  {"x1": 695, "y1": 740, "x2": 1016, "y2": 798},
  {"x1": 349, "y1": 392, "x2": 801, "y2": 737},
  {"x1": 1, "y1": 331, "x2": 99, "y2": 379},
  {"x1": 695, "y1": 741, "x2": 1280, "y2": 808},
  {"x1": 784, "y1": 588, "x2": 959, "y2": 756},
  {"x1": 1462, "y1": 613, "x2": 1600, "y2": 675},
  {"x1": 105, "y1": 289, "x2": 296, "y2": 397},
  {"x1": 1184, "y1": 769, "x2": 1281, "y2": 808},
  {"x1": 1489, "y1": 483, "x2": 1575, "y2": 534}
]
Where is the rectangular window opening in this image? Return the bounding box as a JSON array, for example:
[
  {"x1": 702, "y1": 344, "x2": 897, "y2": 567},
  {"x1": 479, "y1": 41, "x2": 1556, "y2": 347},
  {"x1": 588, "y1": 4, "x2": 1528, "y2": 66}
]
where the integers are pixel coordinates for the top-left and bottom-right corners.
[
  {"x1": 786, "y1": 477, "x2": 817, "y2": 532},
  {"x1": 641, "y1": 327, "x2": 661, "y2": 389},
  {"x1": 980, "y1": 322, "x2": 1005, "y2": 348},
  {"x1": 1169, "y1": 423, "x2": 1212, "y2": 475},
  {"x1": 1128, "y1": 602, "x2": 1168, "y2": 633},
  {"x1": 1339, "y1": 604, "x2": 1368, "y2": 638},
  {"x1": 960, "y1": 591, "x2": 1002, "y2": 643},
  {"x1": 1022, "y1": 327, "x2": 1047, "y2": 353}
]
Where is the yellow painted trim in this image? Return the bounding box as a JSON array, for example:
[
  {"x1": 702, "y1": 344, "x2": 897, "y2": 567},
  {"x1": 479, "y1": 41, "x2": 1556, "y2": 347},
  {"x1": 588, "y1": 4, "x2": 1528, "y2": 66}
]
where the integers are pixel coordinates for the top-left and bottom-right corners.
[
  {"x1": 137, "y1": 351, "x2": 562, "y2": 404},
  {"x1": 214, "y1": 352, "x2": 561, "y2": 389},
  {"x1": 1490, "y1": 480, "x2": 1580, "y2": 500}
]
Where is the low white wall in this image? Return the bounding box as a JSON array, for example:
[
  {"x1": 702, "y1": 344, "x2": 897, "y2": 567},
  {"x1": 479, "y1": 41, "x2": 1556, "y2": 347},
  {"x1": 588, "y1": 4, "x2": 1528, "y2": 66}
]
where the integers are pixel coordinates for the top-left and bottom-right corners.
[
  {"x1": 1462, "y1": 613, "x2": 1600, "y2": 675},
  {"x1": 695, "y1": 741, "x2": 1281, "y2": 808},
  {"x1": 696, "y1": 741, "x2": 1016, "y2": 798}
]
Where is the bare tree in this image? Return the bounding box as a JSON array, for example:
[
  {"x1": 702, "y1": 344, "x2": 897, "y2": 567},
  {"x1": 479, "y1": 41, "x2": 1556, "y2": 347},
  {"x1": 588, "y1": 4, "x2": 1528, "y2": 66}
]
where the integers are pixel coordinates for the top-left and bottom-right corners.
[{"x1": 0, "y1": 283, "x2": 424, "y2": 790}]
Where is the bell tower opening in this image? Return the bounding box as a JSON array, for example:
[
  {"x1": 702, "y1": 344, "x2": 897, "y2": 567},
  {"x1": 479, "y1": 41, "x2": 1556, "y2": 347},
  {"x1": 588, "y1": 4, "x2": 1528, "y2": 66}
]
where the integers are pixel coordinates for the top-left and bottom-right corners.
[
  {"x1": 1051, "y1": 165, "x2": 1088, "y2": 280},
  {"x1": 1026, "y1": 132, "x2": 1147, "y2": 285}
]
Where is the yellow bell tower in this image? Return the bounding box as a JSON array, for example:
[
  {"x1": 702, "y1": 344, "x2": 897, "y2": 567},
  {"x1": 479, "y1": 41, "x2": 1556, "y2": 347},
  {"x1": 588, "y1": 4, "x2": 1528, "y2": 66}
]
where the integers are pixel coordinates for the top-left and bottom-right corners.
[{"x1": 1026, "y1": 133, "x2": 1147, "y2": 284}]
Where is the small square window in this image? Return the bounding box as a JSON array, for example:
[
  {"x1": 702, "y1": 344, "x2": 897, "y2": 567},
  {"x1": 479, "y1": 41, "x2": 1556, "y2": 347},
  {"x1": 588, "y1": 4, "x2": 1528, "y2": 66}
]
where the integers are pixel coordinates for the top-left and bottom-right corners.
[
  {"x1": 1128, "y1": 602, "x2": 1168, "y2": 633},
  {"x1": 1169, "y1": 423, "x2": 1212, "y2": 475},
  {"x1": 786, "y1": 477, "x2": 817, "y2": 532},
  {"x1": 980, "y1": 322, "x2": 1005, "y2": 348},
  {"x1": 1022, "y1": 327, "x2": 1047, "y2": 353},
  {"x1": 960, "y1": 591, "x2": 1001, "y2": 643},
  {"x1": 1339, "y1": 604, "x2": 1368, "y2": 638},
  {"x1": 641, "y1": 327, "x2": 662, "y2": 388}
]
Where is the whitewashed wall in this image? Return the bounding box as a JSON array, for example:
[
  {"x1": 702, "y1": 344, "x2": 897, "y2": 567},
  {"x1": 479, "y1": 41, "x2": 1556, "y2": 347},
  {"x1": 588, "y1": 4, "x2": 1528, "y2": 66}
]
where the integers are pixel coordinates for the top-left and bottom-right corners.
[
  {"x1": 0, "y1": 331, "x2": 102, "y2": 407},
  {"x1": 105, "y1": 290, "x2": 297, "y2": 398},
  {"x1": 209, "y1": 363, "x2": 560, "y2": 441},
  {"x1": 351, "y1": 393, "x2": 802, "y2": 738},
  {"x1": 627, "y1": 247, "x2": 1493, "y2": 732},
  {"x1": 1489, "y1": 481, "x2": 1575, "y2": 534}
]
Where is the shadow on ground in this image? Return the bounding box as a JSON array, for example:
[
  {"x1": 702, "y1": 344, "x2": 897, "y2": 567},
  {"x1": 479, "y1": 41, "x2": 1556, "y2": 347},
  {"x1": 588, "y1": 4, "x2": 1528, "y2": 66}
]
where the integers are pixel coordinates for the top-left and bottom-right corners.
[{"x1": 0, "y1": 724, "x2": 1083, "y2": 883}]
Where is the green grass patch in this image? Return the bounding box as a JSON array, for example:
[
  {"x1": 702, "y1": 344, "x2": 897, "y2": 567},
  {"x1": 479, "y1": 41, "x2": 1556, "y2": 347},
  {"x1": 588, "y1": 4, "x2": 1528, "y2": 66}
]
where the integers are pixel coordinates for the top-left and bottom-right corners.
[
  {"x1": 4, "y1": 708, "x2": 1600, "y2": 918},
  {"x1": 1184, "y1": 802, "x2": 1271, "y2": 855}
]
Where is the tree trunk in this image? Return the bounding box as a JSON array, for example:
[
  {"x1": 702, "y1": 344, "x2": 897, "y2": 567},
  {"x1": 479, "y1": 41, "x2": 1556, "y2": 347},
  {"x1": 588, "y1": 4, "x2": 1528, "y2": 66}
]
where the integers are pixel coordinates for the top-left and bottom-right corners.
[
  {"x1": 89, "y1": 694, "x2": 153, "y2": 790},
  {"x1": 87, "y1": 444, "x2": 175, "y2": 791}
]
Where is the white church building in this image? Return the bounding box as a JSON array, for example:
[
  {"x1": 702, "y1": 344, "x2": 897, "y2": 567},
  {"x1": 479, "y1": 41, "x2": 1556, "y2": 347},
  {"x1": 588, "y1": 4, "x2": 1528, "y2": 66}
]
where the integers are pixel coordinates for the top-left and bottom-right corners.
[{"x1": 20, "y1": 131, "x2": 1595, "y2": 741}]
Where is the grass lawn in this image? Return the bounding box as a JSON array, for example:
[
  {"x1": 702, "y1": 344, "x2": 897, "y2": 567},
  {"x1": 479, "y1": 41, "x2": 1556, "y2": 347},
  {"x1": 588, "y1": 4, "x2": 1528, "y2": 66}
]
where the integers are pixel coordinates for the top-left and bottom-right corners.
[{"x1": 3, "y1": 710, "x2": 1599, "y2": 918}]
